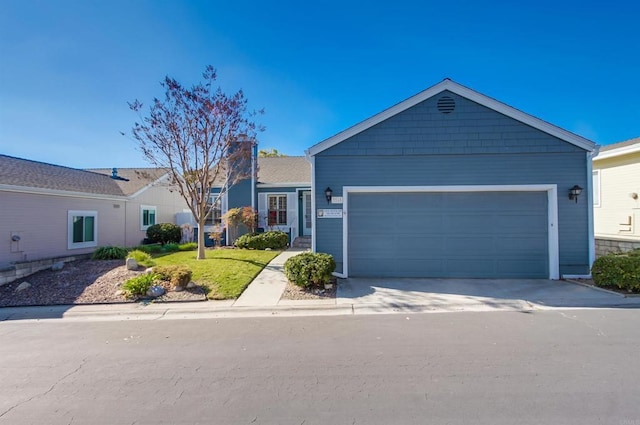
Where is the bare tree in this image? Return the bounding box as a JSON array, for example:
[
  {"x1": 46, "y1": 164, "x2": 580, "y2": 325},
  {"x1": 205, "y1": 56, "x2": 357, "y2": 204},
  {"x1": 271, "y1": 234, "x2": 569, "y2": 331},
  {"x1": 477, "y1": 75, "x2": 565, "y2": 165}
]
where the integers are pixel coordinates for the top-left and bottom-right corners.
[{"x1": 126, "y1": 66, "x2": 263, "y2": 259}]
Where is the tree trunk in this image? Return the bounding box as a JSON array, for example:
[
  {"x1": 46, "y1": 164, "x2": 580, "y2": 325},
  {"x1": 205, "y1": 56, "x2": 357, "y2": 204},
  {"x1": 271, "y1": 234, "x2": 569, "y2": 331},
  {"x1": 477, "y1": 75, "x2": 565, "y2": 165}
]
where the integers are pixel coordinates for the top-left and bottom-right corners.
[{"x1": 197, "y1": 220, "x2": 206, "y2": 260}]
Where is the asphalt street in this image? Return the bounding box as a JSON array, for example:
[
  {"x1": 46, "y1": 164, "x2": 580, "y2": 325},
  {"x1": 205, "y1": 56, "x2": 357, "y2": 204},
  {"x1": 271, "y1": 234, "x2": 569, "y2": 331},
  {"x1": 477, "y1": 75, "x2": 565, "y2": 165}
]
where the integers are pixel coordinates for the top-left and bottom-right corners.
[{"x1": 1, "y1": 309, "x2": 639, "y2": 425}]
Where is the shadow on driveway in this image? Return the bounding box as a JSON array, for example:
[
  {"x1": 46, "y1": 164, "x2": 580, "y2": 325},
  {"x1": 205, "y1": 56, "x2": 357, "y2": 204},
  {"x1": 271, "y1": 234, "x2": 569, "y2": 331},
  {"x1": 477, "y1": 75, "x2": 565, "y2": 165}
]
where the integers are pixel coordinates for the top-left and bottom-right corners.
[{"x1": 337, "y1": 278, "x2": 640, "y2": 312}]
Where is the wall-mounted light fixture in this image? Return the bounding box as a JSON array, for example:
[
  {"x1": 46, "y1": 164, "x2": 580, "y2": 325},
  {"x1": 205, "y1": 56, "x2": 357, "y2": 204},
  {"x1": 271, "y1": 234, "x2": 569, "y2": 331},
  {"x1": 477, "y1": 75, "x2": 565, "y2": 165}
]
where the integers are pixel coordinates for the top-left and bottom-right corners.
[
  {"x1": 569, "y1": 185, "x2": 583, "y2": 203},
  {"x1": 325, "y1": 187, "x2": 333, "y2": 204}
]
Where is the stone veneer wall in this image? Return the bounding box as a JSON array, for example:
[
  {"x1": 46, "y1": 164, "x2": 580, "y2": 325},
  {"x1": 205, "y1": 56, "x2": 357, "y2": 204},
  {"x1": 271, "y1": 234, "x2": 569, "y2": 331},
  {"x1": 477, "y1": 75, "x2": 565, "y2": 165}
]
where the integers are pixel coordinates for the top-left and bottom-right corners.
[
  {"x1": 0, "y1": 254, "x2": 90, "y2": 286},
  {"x1": 595, "y1": 238, "x2": 640, "y2": 258}
]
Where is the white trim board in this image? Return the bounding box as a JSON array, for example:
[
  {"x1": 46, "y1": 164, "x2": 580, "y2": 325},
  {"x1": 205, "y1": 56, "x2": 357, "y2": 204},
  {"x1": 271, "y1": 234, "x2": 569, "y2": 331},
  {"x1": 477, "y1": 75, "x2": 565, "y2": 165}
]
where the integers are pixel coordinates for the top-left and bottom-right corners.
[
  {"x1": 340, "y1": 185, "x2": 560, "y2": 280},
  {"x1": 306, "y1": 79, "x2": 596, "y2": 157}
]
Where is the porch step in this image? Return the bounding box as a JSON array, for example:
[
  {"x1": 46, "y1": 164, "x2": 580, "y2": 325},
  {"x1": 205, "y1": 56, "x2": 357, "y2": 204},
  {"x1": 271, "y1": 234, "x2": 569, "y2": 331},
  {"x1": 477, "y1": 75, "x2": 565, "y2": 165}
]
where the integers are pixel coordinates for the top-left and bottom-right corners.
[{"x1": 292, "y1": 236, "x2": 311, "y2": 249}]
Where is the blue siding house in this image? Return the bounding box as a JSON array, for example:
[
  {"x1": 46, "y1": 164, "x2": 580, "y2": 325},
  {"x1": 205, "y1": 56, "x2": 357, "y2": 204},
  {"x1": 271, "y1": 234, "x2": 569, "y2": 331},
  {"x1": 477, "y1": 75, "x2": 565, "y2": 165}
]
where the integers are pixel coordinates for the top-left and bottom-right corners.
[
  {"x1": 178, "y1": 156, "x2": 311, "y2": 246},
  {"x1": 306, "y1": 79, "x2": 597, "y2": 279}
]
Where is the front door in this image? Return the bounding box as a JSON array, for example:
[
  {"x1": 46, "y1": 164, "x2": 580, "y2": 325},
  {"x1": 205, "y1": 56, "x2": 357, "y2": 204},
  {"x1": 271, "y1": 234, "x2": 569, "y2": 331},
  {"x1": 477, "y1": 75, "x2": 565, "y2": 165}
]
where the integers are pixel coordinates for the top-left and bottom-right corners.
[{"x1": 303, "y1": 191, "x2": 312, "y2": 236}]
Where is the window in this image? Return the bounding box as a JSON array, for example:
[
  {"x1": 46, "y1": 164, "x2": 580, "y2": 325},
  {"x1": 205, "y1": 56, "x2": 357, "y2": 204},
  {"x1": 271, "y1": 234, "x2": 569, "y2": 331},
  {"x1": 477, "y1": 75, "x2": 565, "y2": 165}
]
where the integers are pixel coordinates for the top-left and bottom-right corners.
[
  {"x1": 592, "y1": 170, "x2": 601, "y2": 207},
  {"x1": 268, "y1": 195, "x2": 287, "y2": 225},
  {"x1": 205, "y1": 199, "x2": 222, "y2": 225},
  {"x1": 141, "y1": 206, "x2": 157, "y2": 230},
  {"x1": 68, "y1": 211, "x2": 97, "y2": 249}
]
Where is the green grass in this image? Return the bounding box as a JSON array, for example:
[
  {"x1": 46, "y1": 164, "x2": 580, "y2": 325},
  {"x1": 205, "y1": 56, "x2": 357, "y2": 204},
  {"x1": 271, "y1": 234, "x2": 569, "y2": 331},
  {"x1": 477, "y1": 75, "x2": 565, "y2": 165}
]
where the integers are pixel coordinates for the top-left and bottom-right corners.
[{"x1": 152, "y1": 249, "x2": 280, "y2": 299}]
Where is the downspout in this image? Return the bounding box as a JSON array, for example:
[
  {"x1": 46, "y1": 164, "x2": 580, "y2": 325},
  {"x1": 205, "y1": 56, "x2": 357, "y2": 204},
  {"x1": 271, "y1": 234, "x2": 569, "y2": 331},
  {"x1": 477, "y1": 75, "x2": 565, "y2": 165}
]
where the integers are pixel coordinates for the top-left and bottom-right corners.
[{"x1": 587, "y1": 145, "x2": 601, "y2": 270}]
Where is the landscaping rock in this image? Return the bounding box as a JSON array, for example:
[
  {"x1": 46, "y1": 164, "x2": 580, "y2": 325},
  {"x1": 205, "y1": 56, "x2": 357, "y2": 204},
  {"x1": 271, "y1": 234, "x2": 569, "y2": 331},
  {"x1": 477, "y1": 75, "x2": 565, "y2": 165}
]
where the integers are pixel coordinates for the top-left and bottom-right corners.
[
  {"x1": 114, "y1": 289, "x2": 124, "y2": 297},
  {"x1": 186, "y1": 281, "x2": 197, "y2": 289},
  {"x1": 15, "y1": 281, "x2": 31, "y2": 292},
  {"x1": 145, "y1": 267, "x2": 154, "y2": 274},
  {"x1": 51, "y1": 262, "x2": 65, "y2": 271},
  {"x1": 126, "y1": 258, "x2": 138, "y2": 270},
  {"x1": 174, "y1": 286, "x2": 184, "y2": 292},
  {"x1": 146, "y1": 285, "x2": 164, "y2": 297}
]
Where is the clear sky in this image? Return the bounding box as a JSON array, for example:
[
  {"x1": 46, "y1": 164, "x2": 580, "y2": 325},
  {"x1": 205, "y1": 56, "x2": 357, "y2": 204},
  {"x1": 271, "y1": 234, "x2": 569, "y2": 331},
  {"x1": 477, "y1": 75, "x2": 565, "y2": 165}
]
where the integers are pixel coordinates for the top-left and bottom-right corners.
[{"x1": 1, "y1": 0, "x2": 638, "y2": 169}]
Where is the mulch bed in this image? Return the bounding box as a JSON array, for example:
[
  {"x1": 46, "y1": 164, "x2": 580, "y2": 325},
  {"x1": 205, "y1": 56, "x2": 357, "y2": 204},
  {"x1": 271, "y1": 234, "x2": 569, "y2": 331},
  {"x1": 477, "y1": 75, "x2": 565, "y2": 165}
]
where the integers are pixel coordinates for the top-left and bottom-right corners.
[
  {"x1": 280, "y1": 277, "x2": 337, "y2": 301},
  {"x1": 0, "y1": 259, "x2": 206, "y2": 308}
]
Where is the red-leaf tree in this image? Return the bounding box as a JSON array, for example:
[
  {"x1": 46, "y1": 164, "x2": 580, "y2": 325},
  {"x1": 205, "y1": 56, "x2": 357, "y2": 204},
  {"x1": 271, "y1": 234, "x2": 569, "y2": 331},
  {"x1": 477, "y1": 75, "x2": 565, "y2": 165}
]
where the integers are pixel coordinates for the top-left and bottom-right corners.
[{"x1": 126, "y1": 66, "x2": 263, "y2": 259}]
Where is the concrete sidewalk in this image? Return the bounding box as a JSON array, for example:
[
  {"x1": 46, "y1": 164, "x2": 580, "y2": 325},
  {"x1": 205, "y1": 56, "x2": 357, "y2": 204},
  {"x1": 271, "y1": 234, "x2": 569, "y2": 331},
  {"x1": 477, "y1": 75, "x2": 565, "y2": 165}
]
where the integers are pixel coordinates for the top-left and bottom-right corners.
[{"x1": 233, "y1": 248, "x2": 305, "y2": 307}]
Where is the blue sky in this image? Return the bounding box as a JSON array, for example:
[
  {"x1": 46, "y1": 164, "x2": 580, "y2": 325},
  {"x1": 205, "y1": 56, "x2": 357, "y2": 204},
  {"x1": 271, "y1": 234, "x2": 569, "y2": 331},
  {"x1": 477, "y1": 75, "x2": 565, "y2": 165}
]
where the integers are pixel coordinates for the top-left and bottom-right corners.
[{"x1": 1, "y1": 0, "x2": 638, "y2": 169}]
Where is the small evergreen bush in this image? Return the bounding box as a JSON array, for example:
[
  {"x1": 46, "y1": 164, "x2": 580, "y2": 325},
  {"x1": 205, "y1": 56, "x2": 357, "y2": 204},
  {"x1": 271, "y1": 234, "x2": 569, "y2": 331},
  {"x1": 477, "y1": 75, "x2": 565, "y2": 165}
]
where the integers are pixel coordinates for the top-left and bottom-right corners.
[
  {"x1": 127, "y1": 250, "x2": 156, "y2": 268},
  {"x1": 284, "y1": 252, "x2": 336, "y2": 288},
  {"x1": 92, "y1": 246, "x2": 128, "y2": 260},
  {"x1": 591, "y1": 251, "x2": 640, "y2": 292},
  {"x1": 163, "y1": 243, "x2": 180, "y2": 252},
  {"x1": 146, "y1": 223, "x2": 181, "y2": 245},
  {"x1": 133, "y1": 244, "x2": 163, "y2": 254},
  {"x1": 235, "y1": 231, "x2": 289, "y2": 250},
  {"x1": 122, "y1": 273, "x2": 158, "y2": 298},
  {"x1": 178, "y1": 242, "x2": 198, "y2": 251},
  {"x1": 153, "y1": 265, "x2": 193, "y2": 289}
]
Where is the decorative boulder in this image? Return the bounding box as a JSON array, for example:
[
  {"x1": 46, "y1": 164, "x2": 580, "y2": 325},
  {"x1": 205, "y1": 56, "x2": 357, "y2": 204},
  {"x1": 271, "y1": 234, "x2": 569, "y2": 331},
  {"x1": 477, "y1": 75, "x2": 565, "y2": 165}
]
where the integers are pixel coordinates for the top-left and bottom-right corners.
[
  {"x1": 51, "y1": 262, "x2": 64, "y2": 271},
  {"x1": 186, "y1": 281, "x2": 197, "y2": 289},
  {"x1": 146, "y1": 285, "x2": 165, "y2": 298},
  {"x1": 15, "y1": 281, "x2": 31, "y2": 292},
  {"x1": 126, "y1": 258, "x2": 138, "y2": 270}
]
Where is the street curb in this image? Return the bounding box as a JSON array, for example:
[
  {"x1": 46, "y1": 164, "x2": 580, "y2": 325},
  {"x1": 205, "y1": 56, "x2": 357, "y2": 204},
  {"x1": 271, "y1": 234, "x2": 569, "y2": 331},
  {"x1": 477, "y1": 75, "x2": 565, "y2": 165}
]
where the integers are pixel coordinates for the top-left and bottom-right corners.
[{"x1": 563, "y1": 279, "x2": 628, "y2": 297}]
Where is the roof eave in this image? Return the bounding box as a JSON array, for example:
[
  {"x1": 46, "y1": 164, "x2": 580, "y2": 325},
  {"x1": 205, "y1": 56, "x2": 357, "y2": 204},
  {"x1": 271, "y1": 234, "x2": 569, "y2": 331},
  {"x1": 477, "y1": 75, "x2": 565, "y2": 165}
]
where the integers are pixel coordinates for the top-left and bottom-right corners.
[
  {"x1": 594, "y1": 144, "x2": 640, "y2": 161},
  {"x1": 306, "y1": 79, "x2": 596, "y2": 157}
]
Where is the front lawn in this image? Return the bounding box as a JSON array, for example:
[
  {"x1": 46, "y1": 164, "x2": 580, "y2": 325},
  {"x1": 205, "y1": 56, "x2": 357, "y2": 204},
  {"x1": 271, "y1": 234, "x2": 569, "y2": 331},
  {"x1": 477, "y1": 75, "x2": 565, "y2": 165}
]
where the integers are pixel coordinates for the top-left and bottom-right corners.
[{"x1": 153, "y1": 249, "x2": 280, "y2": 299}]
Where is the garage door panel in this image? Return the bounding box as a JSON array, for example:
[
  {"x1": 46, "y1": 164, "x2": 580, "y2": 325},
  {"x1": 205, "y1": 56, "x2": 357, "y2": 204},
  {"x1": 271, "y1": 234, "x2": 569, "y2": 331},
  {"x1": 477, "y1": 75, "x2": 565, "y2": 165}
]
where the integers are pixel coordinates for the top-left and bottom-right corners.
[
  {"x1": 348, "y1": 191, "x2": 548, "y2": 278},
  {"x1": 496, "y1": 236, "x2": 547, "y2": 252},
  {"x1": 444, "y1": 236, "x2": 496, "y2": 255},
  {"x1": 497, "y1": 259, "x2": 548, "y2": 276},
  {"x1": 395, "y1": 236, "x2": 447, "y2": 255}
]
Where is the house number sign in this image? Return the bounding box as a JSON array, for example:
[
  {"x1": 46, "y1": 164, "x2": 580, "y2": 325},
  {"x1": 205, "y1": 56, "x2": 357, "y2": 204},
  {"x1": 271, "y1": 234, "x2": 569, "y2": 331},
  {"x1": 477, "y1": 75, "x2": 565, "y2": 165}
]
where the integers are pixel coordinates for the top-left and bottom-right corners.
[{"x1": 317, "y1": 209, "x2": 343, "y2": 219}]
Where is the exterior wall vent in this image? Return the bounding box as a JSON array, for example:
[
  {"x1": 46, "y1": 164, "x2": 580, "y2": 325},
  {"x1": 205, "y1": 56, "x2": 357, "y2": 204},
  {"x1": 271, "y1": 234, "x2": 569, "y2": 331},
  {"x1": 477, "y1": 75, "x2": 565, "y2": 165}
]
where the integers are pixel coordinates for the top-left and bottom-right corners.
[{"x1": 437, "y1": 96, "x2": 455, "y2": 114}]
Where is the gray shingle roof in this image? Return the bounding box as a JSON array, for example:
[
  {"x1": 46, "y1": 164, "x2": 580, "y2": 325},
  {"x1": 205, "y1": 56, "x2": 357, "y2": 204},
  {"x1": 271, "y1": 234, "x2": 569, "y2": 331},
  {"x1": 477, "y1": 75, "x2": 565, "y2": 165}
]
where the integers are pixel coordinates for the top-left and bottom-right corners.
[
  {"x1": 599, "y1": 137, "x2": 640, "y2": 152},
  {"x1": 257, "y1": 156, "x2": 310, "y2": 185},
  {"x1": 0, "y1": 154, "x2": 166, "y2": 197}
]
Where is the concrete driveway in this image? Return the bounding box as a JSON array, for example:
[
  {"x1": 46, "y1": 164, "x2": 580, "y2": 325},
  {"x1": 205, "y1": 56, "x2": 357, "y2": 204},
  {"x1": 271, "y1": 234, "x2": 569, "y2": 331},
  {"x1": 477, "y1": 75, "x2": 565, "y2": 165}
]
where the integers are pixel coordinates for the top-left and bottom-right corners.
[{"x1": 337, "y1": 278, "x2": 640, "y2": 313}]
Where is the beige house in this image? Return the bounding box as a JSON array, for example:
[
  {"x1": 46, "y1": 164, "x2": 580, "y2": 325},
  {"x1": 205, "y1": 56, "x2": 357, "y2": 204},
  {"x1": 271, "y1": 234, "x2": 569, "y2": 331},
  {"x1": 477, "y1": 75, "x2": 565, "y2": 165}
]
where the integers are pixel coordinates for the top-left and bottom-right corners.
[
  {"x1": 0, "y1": 154, "x2": 187, "y2": 280},
  {"x1": 593, "y1": 137, "x2": 640, "y2": 256}
]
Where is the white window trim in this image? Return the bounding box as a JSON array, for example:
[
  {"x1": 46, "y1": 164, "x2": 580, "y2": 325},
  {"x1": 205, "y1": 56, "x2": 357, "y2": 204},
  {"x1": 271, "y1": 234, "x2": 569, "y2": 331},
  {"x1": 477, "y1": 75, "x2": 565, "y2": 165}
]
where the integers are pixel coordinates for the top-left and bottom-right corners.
[
  {"x1": 337, "y1": 185, "x2": 560, "y2": 280},
  {"x1": 68, "y1": 210, "x2": 98, "y2": 250},
  {"x1": 140, "y1": 205, "x2": 157, "y2": 231},
  {"x1": 267, "y1": 193, "x2": 289, "y2": 226},
  {"x1": 592, "y1": 169, "x2": 601, "y2": 208}
]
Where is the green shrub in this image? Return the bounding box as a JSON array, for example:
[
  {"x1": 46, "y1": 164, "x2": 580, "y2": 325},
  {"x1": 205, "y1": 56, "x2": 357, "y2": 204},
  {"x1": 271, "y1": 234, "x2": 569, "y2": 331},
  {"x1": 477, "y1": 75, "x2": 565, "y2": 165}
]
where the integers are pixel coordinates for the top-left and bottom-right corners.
[
  {"x1": 163, "y1": 243, "x2": 180, "y2": 252},
  {"x1": 592, "y1": 252, "x2": 640, "y2": 292},
  {"x1": 92, "y1": 246, "x2": 128, "y2": 260},
  {"x1": 178, "y1": 242, "x2": 197, "y2": 251},
  {"x1": 153, "y1": 265, "x2": 193, "y2": 289},
  {"x1": 122, "y1": 273, "x2": 158, "y2": 298},
  {"x1": 284, "y1": 252, "x2": 336, "y2": 288},
  {"x1": 235, "y1": 231, "x2": 289, "y2": 250},
  {"x1": 132, "y1": 244, "x2": 163, "y2": 254},
  {"x1": 146, "y1": 223, "x2": 182, "y2": 245},
  {"x1": 127, "y1": 250, "x2": 156, "y2": 268}
]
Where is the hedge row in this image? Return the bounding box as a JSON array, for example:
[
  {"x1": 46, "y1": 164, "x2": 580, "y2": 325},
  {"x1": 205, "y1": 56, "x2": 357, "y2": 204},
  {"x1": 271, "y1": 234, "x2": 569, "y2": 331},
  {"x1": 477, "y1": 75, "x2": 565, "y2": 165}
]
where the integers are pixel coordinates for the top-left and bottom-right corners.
[{"x1": 234, "y1": 231, "x2": 289, "y2": 250}]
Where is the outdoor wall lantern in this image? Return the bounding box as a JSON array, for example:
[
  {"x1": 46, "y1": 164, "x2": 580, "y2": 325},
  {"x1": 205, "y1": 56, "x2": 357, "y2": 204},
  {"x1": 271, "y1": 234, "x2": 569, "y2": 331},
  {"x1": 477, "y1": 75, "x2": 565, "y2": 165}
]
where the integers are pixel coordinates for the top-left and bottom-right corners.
[
  {"x1": 325, "y1": 187, "x2": 333, "y2": 204},
  {"x1": 569, "y1": 185, "x2": 583, "y2": 203}
]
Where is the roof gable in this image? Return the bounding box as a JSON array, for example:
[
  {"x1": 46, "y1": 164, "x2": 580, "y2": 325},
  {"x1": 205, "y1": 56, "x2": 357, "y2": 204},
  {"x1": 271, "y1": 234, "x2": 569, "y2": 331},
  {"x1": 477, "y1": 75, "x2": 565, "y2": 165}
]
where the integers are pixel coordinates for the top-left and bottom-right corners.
[{"x1": 306, "y1": 79, "x2": 596, "y2": 156}]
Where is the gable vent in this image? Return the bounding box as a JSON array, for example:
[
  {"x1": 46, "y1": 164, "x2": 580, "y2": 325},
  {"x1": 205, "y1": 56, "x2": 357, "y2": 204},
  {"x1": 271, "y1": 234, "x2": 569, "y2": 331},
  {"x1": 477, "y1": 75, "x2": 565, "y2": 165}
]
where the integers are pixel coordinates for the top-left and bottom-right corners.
[{"x1": 437, "y1": 96, "x2": 455, "y2": 114}]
